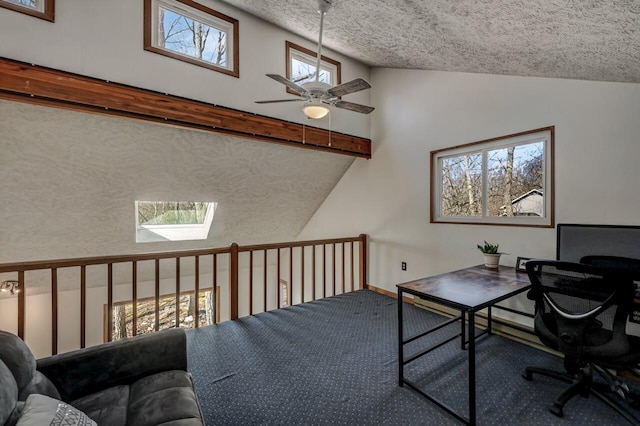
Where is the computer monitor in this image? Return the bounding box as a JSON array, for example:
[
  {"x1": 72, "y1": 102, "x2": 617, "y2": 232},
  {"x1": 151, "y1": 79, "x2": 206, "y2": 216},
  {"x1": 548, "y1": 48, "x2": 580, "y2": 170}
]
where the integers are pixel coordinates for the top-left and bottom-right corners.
[{"x1": 556, "y1": 224, "x2": 640, "y2": 263}]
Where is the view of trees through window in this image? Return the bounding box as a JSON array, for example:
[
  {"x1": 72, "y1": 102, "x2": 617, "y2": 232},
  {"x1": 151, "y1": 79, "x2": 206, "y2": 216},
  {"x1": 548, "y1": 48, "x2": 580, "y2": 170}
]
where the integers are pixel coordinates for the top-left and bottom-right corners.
[
  {"x1": 291, "y1": 56, "x2": 331, "y2": 85},
  {"x1": 157, "y1": 4, "x2": 227, "y2": 67},
  {"x1": 6, "y1": 0, "x2": 40, "y2": 9},
  {"x1": 440, "y1": 140, "x2": 544, "y2": 217},
  {"x1": 138, "y1": 201, "x2": 210, "y2": 225},
  {"x1": 110, "y1": 290, "x2": 217, "y2": 341}
]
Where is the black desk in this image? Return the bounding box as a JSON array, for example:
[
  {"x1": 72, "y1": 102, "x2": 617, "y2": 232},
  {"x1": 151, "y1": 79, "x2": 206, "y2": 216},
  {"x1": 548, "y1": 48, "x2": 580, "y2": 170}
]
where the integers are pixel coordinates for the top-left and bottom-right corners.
[{"x1": 397, "y1": 265, "x2": 532, "y2": 425}]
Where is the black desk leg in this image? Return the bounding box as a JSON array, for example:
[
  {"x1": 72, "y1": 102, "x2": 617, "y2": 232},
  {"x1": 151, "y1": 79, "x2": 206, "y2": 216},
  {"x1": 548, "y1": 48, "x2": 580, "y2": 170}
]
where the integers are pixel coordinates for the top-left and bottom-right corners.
[
  {"x1": 468, "y1": 311, "x2": 476, "y2": 426},
  {"x1": 487, "y1": 306, "x2": 492, "y2": 335},
  {"x1": 461, "y1": 310, "x2": 466, "y2": 350},
  {"x1": 397, "y1": 288, "x2": 404, "y2": 387}
]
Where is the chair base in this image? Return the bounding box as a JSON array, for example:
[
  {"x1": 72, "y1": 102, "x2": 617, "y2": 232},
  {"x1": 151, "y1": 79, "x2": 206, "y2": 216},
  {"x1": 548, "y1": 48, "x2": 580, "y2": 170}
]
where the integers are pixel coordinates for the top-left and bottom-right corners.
[{"x1": 523, "y1": 365, "x2": 640, "y2": 426}]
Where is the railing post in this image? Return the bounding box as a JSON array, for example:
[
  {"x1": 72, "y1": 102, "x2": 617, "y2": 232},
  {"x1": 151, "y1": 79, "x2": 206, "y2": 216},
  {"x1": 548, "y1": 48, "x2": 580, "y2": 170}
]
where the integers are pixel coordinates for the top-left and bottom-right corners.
[
  {"x1": 17, "y1": 271, "x2": 25, "y2": 340},
  {"x1": 359, "y1": 234, "x2": 368, "y2": 290},
  {"x1": 230, "y1": 243, "x2": 239, "y2": 320}
]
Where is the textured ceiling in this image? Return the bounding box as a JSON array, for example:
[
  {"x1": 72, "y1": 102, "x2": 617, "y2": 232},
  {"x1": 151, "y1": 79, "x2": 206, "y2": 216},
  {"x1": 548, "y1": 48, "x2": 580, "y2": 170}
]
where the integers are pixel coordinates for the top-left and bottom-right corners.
[{"x1": 219, "y1": 0, "x2": 640, "y2": 83}]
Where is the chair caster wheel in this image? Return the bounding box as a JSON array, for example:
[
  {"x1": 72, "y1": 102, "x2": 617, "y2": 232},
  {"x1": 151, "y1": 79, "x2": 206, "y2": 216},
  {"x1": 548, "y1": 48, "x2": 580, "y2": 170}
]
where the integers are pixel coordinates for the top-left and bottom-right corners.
[{"x1": 549, "y1": 404, "x2": 564, "y2": 418}]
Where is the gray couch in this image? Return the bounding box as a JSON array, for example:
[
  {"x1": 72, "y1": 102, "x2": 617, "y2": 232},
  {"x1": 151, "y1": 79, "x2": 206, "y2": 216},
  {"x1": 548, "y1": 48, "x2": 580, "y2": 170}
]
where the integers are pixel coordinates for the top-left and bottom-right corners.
[{"x1": 0, "y1": 328, "x2": 204, "y2": 425}]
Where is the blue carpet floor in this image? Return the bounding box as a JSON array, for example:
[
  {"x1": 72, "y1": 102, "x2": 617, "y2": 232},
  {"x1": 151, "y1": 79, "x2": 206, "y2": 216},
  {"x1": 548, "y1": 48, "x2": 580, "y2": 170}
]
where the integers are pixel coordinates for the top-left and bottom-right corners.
[{"x1": 187, "y1": 289, "x2": 637, "y2": 425}]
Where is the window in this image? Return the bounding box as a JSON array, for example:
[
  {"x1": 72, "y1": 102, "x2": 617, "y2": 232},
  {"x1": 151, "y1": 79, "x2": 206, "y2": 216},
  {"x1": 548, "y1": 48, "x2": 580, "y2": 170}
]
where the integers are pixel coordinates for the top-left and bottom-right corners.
[
  {"x1": 0, "y1": 0, "x2": 54, "y2": 21},
  {"x1": 285, "y1": 41, "x2": 341, "y2": 94},
  {"x1": 136, "y1": 201, "x2": 217, "y2": 242},
  {"x1": 144, "y1": 0, "x2": 239, "y2": 77},
  {"x1": 431, "y1": 127, "x2": 554, "y2": 227}
]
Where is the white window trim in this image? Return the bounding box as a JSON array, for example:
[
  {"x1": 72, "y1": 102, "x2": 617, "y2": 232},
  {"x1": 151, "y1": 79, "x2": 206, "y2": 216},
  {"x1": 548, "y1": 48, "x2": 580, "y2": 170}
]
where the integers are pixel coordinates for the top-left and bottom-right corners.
[
  {"x1": 4, "y1": 0, "x2": 44, "y2": 12},
  {"x1": 135, "y1": 201, "x2": 217, "y2": 243},
  {"x1": 431, "y1": 127, "x2": 554, "y2": 227},
  {"x1": 289, "y1": 48, "x2": 337, "y2": 85}
]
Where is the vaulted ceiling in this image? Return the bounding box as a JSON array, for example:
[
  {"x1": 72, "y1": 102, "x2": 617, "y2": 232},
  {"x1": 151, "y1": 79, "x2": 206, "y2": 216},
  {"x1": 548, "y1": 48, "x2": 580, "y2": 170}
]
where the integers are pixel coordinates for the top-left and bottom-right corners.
[{"x1": 220, "y1": 0, "x2": 640, "y2": 84}]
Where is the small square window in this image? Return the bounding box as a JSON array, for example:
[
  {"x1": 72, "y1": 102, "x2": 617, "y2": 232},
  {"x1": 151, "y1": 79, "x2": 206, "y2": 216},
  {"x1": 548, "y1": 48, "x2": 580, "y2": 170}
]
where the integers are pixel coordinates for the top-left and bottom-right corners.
[
  {"x1": 285, "y1": 41, "x2": 341, "y2": 95},
  {"x1": 144, "y1": 0, "x2": 239, "y2": 77},
  {"x1": 0, "y1": 0, "x2": 54, "y2": 21},
  {"x1": 431, "y1": 127, "x2": 554, "y2": 227},
  {"x1": 136, "y1": 201, "x2": 217, "y2": 242}
]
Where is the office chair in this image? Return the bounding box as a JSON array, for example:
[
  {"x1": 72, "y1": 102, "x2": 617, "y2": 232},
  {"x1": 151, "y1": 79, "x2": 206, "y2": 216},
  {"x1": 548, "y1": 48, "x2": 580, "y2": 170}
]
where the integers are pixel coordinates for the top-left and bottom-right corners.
[{"x1": 523, "y1": 260, "x2": 640, "y2": 424}]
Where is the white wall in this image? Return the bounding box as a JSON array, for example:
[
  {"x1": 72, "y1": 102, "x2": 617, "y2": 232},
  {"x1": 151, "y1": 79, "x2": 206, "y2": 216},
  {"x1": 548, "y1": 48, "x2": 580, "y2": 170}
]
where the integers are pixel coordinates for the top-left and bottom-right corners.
[
  {"x1": 0, "y1": 0, "x2": 370, "y2": 137},
  {"x1": 299, "y1": 68, "x2": 640, "y2": 322}
]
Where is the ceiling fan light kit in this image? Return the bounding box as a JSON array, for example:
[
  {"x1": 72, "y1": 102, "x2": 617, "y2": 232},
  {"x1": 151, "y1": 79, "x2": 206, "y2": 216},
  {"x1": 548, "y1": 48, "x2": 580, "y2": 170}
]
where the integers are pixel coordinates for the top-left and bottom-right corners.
[
  {"x1": 303, "y1": 99, "x2": 330, "y2": 119},
  {"x1": 256, "y1": 0, "x2": 374, "y2": 120}
]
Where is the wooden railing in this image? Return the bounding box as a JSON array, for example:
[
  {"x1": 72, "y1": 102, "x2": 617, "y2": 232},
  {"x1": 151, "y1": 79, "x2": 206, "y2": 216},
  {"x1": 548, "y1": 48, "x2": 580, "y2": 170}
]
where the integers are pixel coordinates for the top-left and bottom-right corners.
[{"x1": 0, "y1": 234, "x2": 367, "y2": 356}]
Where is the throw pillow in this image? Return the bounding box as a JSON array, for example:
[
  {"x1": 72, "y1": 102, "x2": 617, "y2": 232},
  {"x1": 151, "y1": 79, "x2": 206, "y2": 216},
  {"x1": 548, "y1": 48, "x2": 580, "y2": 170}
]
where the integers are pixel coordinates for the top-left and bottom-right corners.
[{"x1": 16, "y1": 394, "x2": 96, "y2": 426}]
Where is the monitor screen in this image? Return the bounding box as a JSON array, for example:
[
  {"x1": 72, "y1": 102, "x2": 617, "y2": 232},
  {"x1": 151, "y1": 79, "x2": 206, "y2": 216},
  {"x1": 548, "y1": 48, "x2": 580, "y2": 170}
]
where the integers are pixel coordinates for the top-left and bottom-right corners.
[{"x1": 556, "y1": 224, "x2": 640, "y2": 263}]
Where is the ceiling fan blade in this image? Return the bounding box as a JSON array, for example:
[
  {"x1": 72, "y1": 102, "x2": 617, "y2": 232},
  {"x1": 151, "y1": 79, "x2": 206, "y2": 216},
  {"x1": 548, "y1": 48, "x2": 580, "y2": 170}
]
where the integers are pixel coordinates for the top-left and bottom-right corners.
[
  {"x1": 266, "y1": 74, "x2": 308, "y2": 95},
  {"x1": 255, "y1": 98, "x2": 304, "y2": 104},
  {"x1": 327, "y1": 78, "x2": 372, "y2": 97},
  {"x1": 334, "y1": 100, "x2": 375, "y2": 114}
]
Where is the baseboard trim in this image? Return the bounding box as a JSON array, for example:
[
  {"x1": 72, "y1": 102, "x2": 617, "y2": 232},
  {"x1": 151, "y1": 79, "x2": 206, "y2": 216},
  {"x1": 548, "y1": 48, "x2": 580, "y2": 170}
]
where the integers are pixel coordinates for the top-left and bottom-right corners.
[{"x1": 365, "y1": 284, "x2": 414, "y2": 304}]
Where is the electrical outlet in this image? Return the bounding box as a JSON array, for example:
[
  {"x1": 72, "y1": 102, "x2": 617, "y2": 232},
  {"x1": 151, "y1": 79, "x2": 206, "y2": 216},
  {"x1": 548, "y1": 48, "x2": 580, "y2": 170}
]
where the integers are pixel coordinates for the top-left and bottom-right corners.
[{"x1": 401, "y1": 262, "x2": 407, "y2": 271}]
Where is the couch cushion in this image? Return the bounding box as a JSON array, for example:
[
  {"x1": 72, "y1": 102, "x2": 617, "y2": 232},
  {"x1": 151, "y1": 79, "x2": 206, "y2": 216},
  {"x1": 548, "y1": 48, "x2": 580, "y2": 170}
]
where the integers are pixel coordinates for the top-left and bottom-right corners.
[
  {"x1": 0, "y1": 360, "x2": 18, "y2": 426},
  {"x1": 0, "y1": 331, "x2": 36, "y2": 390},
  {"x1": 128, "y1": 371, "x2": 202, "y2": 426},
  {"x1": 71, "y1": 385, "x2": 129, "y2": 426},
  {"x1": 16, "y1": 394, "x2": 96, "y2": 426},
  {"x1": 18, "y1": 370, "x2": 60, "y2": 401}
]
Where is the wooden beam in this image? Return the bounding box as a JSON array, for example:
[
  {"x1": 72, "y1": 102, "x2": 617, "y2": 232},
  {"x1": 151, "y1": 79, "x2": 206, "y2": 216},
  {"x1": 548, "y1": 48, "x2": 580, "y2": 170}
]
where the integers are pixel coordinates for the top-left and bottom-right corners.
[{"x1": 0, "y1": 57, "x2": 371, "y2": 158}]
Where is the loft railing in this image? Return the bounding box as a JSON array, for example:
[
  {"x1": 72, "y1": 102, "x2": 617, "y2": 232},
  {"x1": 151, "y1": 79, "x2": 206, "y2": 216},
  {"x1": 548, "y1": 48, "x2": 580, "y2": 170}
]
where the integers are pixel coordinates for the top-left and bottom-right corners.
[{"x1": 0, "y1": 234, "x2": 367, "y2": 356}]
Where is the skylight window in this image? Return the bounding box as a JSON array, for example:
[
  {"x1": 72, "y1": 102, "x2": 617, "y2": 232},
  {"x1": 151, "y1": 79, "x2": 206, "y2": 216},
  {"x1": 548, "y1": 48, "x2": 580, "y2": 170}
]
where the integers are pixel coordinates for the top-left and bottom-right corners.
[
  {"x1": 0, "y1": 0, "x2": 54, "y2": 21},
  {"x1": 136, "y1": 201, "x2": 217, "y2": 243},
  {"x1": 144, "y1": 0, "x2": 239, "y2": 77}
]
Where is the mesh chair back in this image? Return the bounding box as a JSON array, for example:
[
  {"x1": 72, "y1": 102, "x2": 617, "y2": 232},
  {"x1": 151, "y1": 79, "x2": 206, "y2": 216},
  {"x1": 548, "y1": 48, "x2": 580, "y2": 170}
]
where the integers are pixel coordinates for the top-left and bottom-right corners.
[{"x1": 526, "y1": 260, "x2": 634, "y2": 360}]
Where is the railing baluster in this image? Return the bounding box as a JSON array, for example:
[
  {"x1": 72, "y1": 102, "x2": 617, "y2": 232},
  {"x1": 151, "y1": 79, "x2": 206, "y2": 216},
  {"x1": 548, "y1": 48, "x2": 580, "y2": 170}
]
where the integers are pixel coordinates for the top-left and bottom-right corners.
[
  {"x1": 359, "y1": 234, "x2": 367, "y2": 290},
  {"x1": 80, "y1": 266, "x2": 86, "y2": 348},
  {"x1": 195, "y1": 256, "x2": 200, "y2": 329},
  {"x1": 132, "y1": 261, "x2": 137, "y2": 336},
  {"x1": 289, "y1": 247, "x2": 293, "y2": 306},
  {"x1": 263, "y1": 250, "x2": 267, "y2": 312},
  {"x1": 107, "y1": 264, "x2": 113, "y2": 343},
  {"x1": 342, "y1": 242, "x2": 345, "y2": 295},
  {"x1": 312, "y1": 245, "x2": 316, "y2": 301},
  {"x1": 18, "y1": 271, "x2": 25, "y2": 340},
  {"x1": 230, "y1": 243, "x2": 239, "y2": 320},
  {"x1": 154, "y1": 259, "x2": 160, "y2": 332},
  {"x1": 213, "y1": 254, "x2": 217, "y2": 325},
  {"x1": 351, "y1": 242, "x2": 354, "y2": 293},
  {"x1": 323, "y1": 244, "x2": 326, "y2": 299},
  {"x1": 277, "y1": 248, "x2": 281, "y2": 308},
  {"x1": 332, "y1": 243, "x2": 336, "y2": 296},
  {"x1": 176, "y1": 257, "x2": 180, "y2": 328},
  {"x1": 249, "y1": 251, "x2": 253, "y2": 315},
  {"x1": 301, "y1": 246, "x2": 305, "y2": 303},
  {"x1": 52, "y1": 267, "x2": 58, "y2": 355}
]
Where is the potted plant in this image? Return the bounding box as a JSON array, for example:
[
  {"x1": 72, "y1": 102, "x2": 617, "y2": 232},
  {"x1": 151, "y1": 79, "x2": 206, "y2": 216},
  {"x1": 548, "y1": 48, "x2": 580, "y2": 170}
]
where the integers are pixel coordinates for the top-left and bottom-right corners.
[{"x1": 476, "y1": 241, "x2": 504, "y2": 269}]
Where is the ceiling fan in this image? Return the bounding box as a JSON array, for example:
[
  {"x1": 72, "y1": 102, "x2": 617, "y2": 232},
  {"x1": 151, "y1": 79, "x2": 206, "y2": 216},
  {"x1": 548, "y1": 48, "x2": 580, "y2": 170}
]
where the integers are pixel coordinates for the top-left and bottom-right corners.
[{"x1": 255, "y1": 0, "x2": 374, "y2": 119}]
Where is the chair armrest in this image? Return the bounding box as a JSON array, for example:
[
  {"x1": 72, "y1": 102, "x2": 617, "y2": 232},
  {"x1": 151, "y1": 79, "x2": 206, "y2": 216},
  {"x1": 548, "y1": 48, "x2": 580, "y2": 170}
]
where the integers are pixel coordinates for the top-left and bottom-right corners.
[{"x1": 37, "y1": 328, "x2": 187, "y2": 402}]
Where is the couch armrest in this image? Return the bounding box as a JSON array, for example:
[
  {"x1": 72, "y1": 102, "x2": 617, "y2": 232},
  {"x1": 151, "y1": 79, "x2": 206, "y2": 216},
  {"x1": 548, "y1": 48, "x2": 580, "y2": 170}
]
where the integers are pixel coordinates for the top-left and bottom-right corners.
[{"x1": 37, "y1": 328, "x2": 187, "y2": 402}]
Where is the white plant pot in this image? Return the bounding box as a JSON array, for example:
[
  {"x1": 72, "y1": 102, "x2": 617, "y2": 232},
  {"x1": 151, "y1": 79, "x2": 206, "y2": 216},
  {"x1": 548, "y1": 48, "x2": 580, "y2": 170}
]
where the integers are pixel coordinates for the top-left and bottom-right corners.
[{"x1": 483, "y1": 253, "x2": 502, "y2": 269}]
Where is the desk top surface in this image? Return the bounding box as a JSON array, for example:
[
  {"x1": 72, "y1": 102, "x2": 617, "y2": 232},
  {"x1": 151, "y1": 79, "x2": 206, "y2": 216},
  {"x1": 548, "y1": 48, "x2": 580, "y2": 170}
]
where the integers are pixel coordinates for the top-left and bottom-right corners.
[{"x1": 396, "y1": 265, "x2": 532, "y2": 310}]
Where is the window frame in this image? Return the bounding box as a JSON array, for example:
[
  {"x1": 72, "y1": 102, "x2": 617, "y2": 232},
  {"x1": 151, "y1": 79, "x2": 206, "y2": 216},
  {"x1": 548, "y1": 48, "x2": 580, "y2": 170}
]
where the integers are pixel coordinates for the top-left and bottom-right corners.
[
  {"x1": 0, "y1": 0, "x2": 54, "y2": 21},
  {"x1": 135, "y1": 201, "x2": 217, "y2": 243},
  {"x1": 430, "y1": 126, "x2": 555, "y2": 228},
  {"x1": 143, "y1": 0, "x2": 239, "y2": 77},
  {"x1": 285, "y1": 41, "x2": 341, "y2": 95}
]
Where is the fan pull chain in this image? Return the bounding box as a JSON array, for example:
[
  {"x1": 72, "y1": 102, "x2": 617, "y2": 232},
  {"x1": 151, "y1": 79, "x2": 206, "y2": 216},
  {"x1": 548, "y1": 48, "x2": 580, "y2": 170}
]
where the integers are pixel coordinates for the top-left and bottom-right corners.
[{"x1": 328, "y1": 112, "x2": 332, "y2": 147}]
